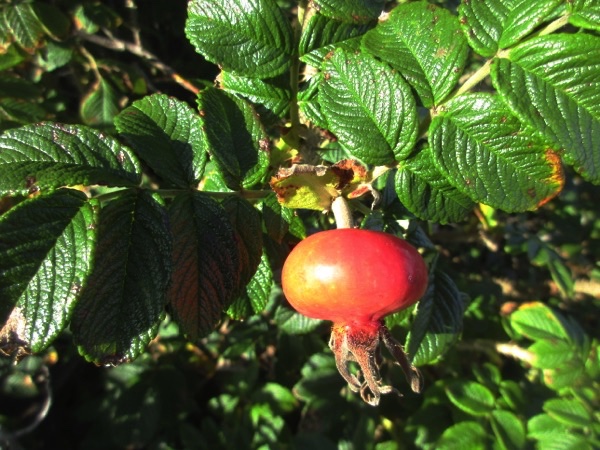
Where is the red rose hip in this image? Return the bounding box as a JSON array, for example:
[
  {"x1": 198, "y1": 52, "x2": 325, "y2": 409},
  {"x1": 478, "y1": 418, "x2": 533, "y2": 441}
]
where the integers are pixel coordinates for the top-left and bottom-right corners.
[{"x1": 282, "y1": 228, "x2": 428, "y2": 405}]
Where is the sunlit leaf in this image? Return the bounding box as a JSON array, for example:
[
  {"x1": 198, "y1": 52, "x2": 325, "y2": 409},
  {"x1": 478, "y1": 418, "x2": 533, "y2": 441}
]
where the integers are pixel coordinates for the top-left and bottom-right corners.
[
  {"x1": 185, "y1": 0, "x2": 293, "y2": 78},
  {"x1": 0, "y1": 189, "x2": 95, "y2": 352}
]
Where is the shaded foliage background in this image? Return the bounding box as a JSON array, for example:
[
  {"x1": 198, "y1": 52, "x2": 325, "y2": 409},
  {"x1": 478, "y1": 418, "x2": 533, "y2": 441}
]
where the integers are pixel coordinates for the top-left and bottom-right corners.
[{"x1": 0, "y1": 0, "x2": 599, "y2": 449}]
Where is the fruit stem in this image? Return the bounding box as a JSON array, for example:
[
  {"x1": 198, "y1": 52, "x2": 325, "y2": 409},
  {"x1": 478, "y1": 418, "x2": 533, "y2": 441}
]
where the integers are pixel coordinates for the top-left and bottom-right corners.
[{"x1": 331, "y1": 196, "x2": 354, "y2": 229}]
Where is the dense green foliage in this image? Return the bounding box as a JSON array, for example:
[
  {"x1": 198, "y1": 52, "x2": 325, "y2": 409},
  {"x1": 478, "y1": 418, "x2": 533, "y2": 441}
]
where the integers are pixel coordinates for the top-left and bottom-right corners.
[{"x1": 0, "y1": 0, "x2": 599, "y2": 448}]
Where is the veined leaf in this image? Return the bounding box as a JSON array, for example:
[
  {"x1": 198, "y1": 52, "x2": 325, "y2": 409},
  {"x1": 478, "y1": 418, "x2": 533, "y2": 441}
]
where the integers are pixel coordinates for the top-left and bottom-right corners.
[
  {"x1": 436, "y1": 421, "x2": 488, "y2": 450},
  {"x1": 29, "y1": 2, "x2": 70, "y2": 40},
  {"x1": 299, "y1": 11, "x2": 374, "y2": 64},
  {"x1": 320, "y1": 49, "x2": 417, "y2": 165},
  {"x1": 529, "y1": 339, "x2": 575, "y2": 369},
  {"x1": 197, "y1": 87, "x2": 270, "y2": 190},
  {"x1": 298, "y1": 74, "x2": 328, "y2": 128},
  {"x1": 2, "y1": 2, "x2": 47, "y2": 53},
  {"x1": 430, "y1": 93, "x2": 564, "y2": 212},
  {"x1": 71, "y1": 190, "x2": 172, "y2": 365},
  {"x1": 0, "y1": 98, "x2": 46, "y2": 126},
  {"x1": 543, "y1": 398, "x2": 593, "y2": 429},
  {"x1": 491, "y1": 34, "x2": 600, "y2": 184},
  {"x1": 167, "y1": 192, "x2": 240, "y2": 340},
  {"x1": 0, "y1": 122, "x2": 141, "y2": 196},
  {"x1": 528, "y1": 414, "x2": 569, "y2": 441},
  {"x1": 80, "y1": 78, "x2": 120, "y2": 127},
  {"x1": 219, "y1": 71, "x2": 291, "y2": 125},
  {"x1": 490, "y1": 410, "x2": 526, "y2": 450},
  {"x1": 244, "y1": 251, "x2": 273, "y2": 314},
  {"x1": 569, "y1": 0, "x2": 600, "y2": 30},
  {"x1": 445, "y1": 380, "x2": 495, "y2": 416},
  {"x1": 395, "y1": 146, "x2": 475, "y2": 224},
  {"x1": 509, "y1": 302, "x2": 574, "y2": 342},
  {"x1": 311, "y1": 0, "x2": 384, "y2": 23},
  {"x1": 185, "y1": 0, "x2": 293, "y2": 78},
  {"x1": 0, "y1": 189, "x2": 96, "y2": 353},
  {"x1": 458, "y1": 0, "x2": 561, "y2": 57},
  {"x1": 115, "y1": 93, "x2": 207, "y2": 188},
  {"x1": 228, "y1": 250, "x2": 273, "y2": 319},
  {"x1": 221, "y1": 195, "x2": 263, "y2": 288},
  {"x1": 261, "y1": 192, "x2": 293, "y2": 243},
  {"x1": 362, "y1": 1, "x2": 469, "y2": 107},
  {"x1": 498, "y1": 0, "x2": 563, "y2": 49},
  {"x1": 406, "y1": 270, "x2": 467, "y2": 366}
]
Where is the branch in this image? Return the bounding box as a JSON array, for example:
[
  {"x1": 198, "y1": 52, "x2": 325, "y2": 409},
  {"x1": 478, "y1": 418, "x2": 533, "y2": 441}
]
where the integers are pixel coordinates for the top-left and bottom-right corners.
[{"x1": 77, "y1": 31, "x2": 200, "y2": 95}]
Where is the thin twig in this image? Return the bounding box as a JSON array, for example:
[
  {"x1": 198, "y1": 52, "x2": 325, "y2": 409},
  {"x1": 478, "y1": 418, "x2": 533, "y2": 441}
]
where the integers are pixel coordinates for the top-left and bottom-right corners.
[{"x1": 77, "y1": 32, "x2": 200, "y2": 95}]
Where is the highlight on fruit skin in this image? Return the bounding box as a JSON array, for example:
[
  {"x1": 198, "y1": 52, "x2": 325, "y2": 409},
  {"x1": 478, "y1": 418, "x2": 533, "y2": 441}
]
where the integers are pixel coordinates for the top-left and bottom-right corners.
[{"x1": 281, "y1": 228, "x2": 428, "y2": 406}]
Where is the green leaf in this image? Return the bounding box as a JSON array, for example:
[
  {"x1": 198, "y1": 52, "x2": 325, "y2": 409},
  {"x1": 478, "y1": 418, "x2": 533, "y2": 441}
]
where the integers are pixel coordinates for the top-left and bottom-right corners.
[
  {"x1": 0, "y1": 189, "x2": 95, "y2": 352},
  {"x1": 36, "y1": 40, "x2": 73, "y2": 72},
  {"x1": 498, "y1": 0, "x2": 563, "y2": 49},
  {"x1": 80, "y1": 78, "x2": 120, "y2": 127},
  {"x1": 491, "y1": 34, "x2": 600, "y2": 183},
  {"x1": 362, "y1": 1, "x2": 469, "y2": 107},
  {"x1": 530, "y1": 433, "x2": 593, "y2": 450},
  {"x1": 490, "y1": 410, "x2": 526, "y2": 450},
  {"x1": 509, "y1": 302, "x2": 572, "y2": 342},
  {"x1": 445, "y1": 380, "x2": 495, "y2": 416},
  {"x1": 261, "y1": 193, "x2": 294, "y2": 243},
  {"x1": 406, "y1": 271, "x2": 466, "y2": 366},
  {"x1": 0, "y1": 75, "x2": 42, "y2": 99},
  {"x1": 543, "y1": 360, "x2": 586, "y2": 391},
  {"x1": 115, "y1": 93, "x2": 207, "y2": 188},
  {"x1": 569, "y1": 0, "x2": 600, "y2": 30},
  {"x1": 436, "y1": 421, "x2": 488, "y2": 449},
  {"x1": 167, "y1": 192, "x2": 240, "y2": 340},
  {"x1": 0, "y1": 97, "x2": 46, "y2": 126},
  {"x1": 498, "y1": 380, "x2": 526, "y2": 412},
  {"x1": 244, "y1": 251, "x2": 273, "y2": 314},
  {"x1": 29, "y1": 2, "x2": 70, "y2": 40},
  {"x1": 185, "y1": 0, "x2": 293, "y2": 78},
  {"x1": 252, "y1": 382, "x2": 297, "y2": 414},
  {"x1": 2, "y1": 2, "x2": 47, "y2": 53},
  {"x1": 219, "y1": 71, "x2": 291, "y2": 125},
  {"x1": 197, "y1": 87, "x2": 270, "y2": 190},
  {"x1": 299, "y1": 10, "x2": 374, "y2": 63},
  {"x1": 527, "y1": 413, "x2": 569, "y2": 441},
  {"x1": 73, "y1": 3, "x2": 122, "y2": 35},
  {"x1": 395, "y1": 146, "x2": 475, "y2": 224},
  {"x1": 275, "y1": 306, "x2": 323, "y2": 335},
  {"x1": 71, "y1": 190, "x2": 172, "y2": 364},
  {"x1": 293, "y1": 352, "x2": 342, "y2": 405},
  {"x1": 312, "y1": 0, "x2": 384, "y2": 24},
  {"x1": 320, "y1": 49, "x2": 417, "y2": 165},
  {"x1": 543, "y1": 398, "x2": 593, "y2": 429},
  {"x1": 0, "y1": 122, "x2": 141, "y2": 196},
  {"x1": 430, "y1": 93, "x2": 564, "y2": 212},
  {"x1": 458, "y1": 0, "x2": 516, "y2": 57},
  {"x1": 457, "y1": 0, "x2": 561, "y2": 57},
  {"x1": 529, "y1": 338, "x2": 576, "y2": 369},
  {"x1": 298, "y1": 73, "x2": 329, "y2": 128}
]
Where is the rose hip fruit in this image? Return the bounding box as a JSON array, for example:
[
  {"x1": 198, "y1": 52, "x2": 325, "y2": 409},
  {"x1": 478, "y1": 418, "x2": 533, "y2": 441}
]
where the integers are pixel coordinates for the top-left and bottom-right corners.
[{"x1": 281, "y1": 228, "x2": 428, "y2": 405}]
